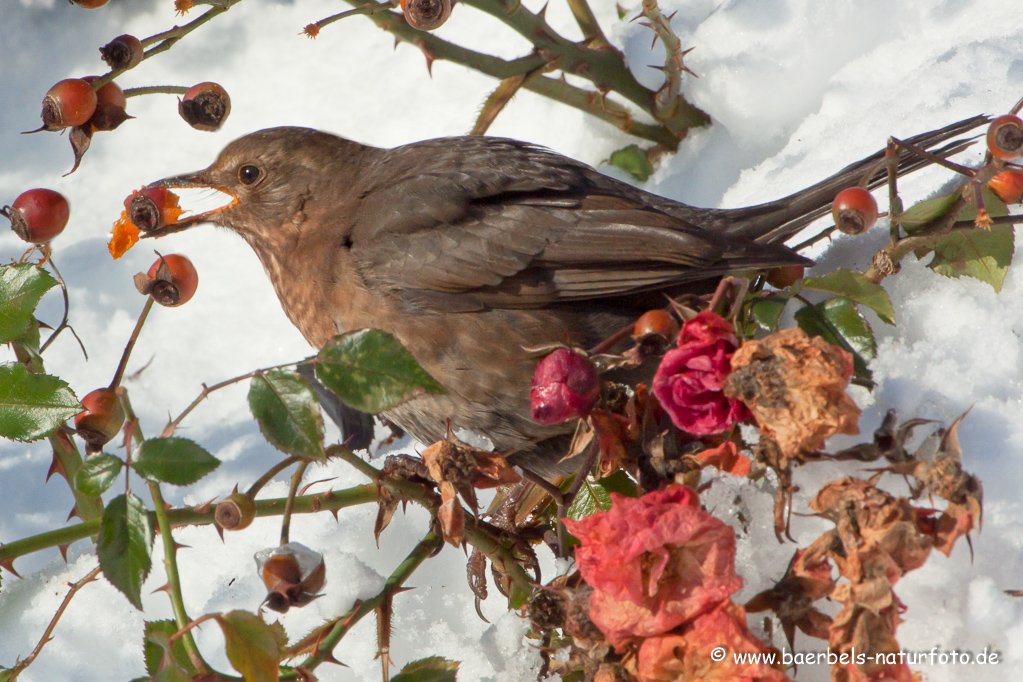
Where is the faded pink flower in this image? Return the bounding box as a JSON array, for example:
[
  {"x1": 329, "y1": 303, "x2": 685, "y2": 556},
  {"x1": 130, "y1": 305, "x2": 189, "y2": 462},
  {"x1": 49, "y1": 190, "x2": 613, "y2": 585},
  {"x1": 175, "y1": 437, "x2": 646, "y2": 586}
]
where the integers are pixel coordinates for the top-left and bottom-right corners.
[
  {"x1": 652, "y1": 310, "x2": 750, "y2": 436},
  {"x1": 530, "y1": 348, "x2": 599, "y2": 425},
  {"x1": 563, "y1": 485, "x2": 742, "y2": 648}
]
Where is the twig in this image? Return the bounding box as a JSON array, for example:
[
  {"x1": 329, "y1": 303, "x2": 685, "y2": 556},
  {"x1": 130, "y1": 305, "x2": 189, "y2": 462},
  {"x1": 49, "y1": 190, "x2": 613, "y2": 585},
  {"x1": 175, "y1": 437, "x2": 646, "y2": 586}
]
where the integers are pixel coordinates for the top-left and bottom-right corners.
[
  {"x1": 280, "y1": 461, "x2": 310, "y2": 545},
  {"x1": 246, "y1": 456, "x2": 301, "y2": 498},
  {"x1": 124, "y1": 85, "x2": 189, "y2": 98},
  {"x1": 38, "y1": 258, "x2": 86, "y2": 358},
  {"x1": 5, "y1": 565, "x2": 102, "y2": 681},
  {"x1": 109, "y1": 298, "x2": 154, "y2": 391}
]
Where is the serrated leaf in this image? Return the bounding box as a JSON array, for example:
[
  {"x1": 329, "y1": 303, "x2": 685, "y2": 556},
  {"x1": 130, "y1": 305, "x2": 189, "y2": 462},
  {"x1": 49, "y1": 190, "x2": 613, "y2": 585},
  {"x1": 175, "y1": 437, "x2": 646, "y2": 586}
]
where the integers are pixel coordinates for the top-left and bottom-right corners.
[
  {"x1": 97, "y1": 493, "x2": 153, "y2": 610},
  {"x1": 749, "y1": 296, "x2": 787, "y2": 332},
  {"x1": 924, "y1": 188, "x2": 1013, "y2": 292},
  {"x1": 802, "y1": 269, "x2": 895, "y2": 325},
  {"x1": 0, "y1": 263, "x2": 57, "y2": 343},
  {"x1": 315, "y1": 329, "x2": 444, "y2": 414},
  {"x1": 248, "y1": 370, "x2": 325, "y2": 461},
  {"x1": 604, "y1": 144, "x2": 654, "y2": 182},
  {"x1": 75, "y1": 453, "x2": 123, "y2": 496},
  {"x1": 215, "y1": 610, "x2": 287, "y2": 682},
  {"x1": 597, "y1": 470, "x2": 639, "y2": 498},
  {"x1": 819, "y1": 298, "x2": 876, "y2": 361},
  {"x1": 794, "y1": 301, "x2": 872, "y2": 384},
  {"x1": 899, "y1": 191, "x2": 960, "y2": 231},
  {"x1": 144, "y1": 620, "x2": 197, "y2": 679},
  {"x1": 566, "y1": 471, "x2": 639, "y2": 522},
  {"x1": 391, "y1": 656, "x2": 460, "y2": 682},
  {"x1": 133, "y1": 437, "x2": 220, "y2": 485},
  {"x1": 0, "y1": 363, "x2": 81, "y2": 442}
]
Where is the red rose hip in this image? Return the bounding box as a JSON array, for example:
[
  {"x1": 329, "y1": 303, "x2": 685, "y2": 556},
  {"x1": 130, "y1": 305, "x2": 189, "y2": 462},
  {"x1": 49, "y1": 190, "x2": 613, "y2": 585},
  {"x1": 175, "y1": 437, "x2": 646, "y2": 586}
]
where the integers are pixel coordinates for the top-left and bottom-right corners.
[
  {"x1": 75, "y1": 388, "x2": 125, "y2": 448},
  {"x1": 987, "y1": 170, "x2": 1023, "y2": 204},
  {"x1": 7, "y1": 188, "x2": 70, "y2": 243},
  {"x1": 831, "y1": 187, "x2": 878, "y2": 235},
  {"x1": 39, "y1": 78, "x2": 97, "y2": 130},
  {"x1": 987, "y1": 115, "x2": 1023, "y2": 160},
  {"x1": 145, "y1": 254, "x2": 198, "y2": 307},
  {"x1": 633, "y1": 309, "x2": 679, "y2": 340},
  {"x1": 178, "y1": 82, "x2": 231, "y2": 132}
]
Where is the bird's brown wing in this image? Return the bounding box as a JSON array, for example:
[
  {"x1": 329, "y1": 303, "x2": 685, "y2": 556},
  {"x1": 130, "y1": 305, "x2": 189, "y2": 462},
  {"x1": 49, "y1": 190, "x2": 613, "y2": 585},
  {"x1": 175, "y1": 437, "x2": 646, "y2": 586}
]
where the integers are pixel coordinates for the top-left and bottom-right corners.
[{"x1": 346, "y1": 137, "x2": 804, "y2": 313}]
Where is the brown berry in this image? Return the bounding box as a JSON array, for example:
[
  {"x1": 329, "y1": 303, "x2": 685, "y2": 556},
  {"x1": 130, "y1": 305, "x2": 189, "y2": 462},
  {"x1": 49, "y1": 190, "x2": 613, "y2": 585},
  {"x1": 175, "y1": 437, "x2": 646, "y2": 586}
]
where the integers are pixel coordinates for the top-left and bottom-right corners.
[
  {"x1": 632, "y1": 309, "x2": 679, "y2": 340},
  {"x1": 765, "y1": 265, "x2": 805, "y2": 289},
  {"x1": 145, "y1": 254, "x2": 199, "y2": 307},
  {"x1": 39, "y1": 79, "x2": 97, "y2": 130},
  {"x1": 72, "y1": 0, "x2": 110, "y2": 7},
  {"x1": 99, "y1": 34, "x2": 144, "y2": 71},
  {"x1": 178, "y1": 82, "x2": 231, "y2": 132},
  {"x1": 80, "y1": 77, "x2": 131, "y2": 133},
  {"x1": 8, "y1": 189, "x2": 70, "y2": 243},
  {"x1": 215, "y1": 492, "x2": 256, "y2": 531},
  {"x1": 401, "y1": 0, "x2": 452, "y2": 30},
  {"x1": 831, "y1": 187, "x2": 879, "y2": 235},
  {"x1": 987, "y1": 169, "x2": 1023, "y2": 204},
  {"x1": 987, "y1": 115, "x2": 1023, "y2": 161},
  {"x1": 75, "y1": 388, "x2": 125, "y2": 449}
]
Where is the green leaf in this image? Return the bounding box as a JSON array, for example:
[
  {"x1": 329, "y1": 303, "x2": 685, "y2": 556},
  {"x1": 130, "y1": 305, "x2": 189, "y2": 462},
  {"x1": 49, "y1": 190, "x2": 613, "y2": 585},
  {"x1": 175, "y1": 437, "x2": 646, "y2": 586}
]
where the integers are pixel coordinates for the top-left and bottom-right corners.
[
  {"x1": 315, "y1": 329, "x2": 444, "y2": 414},
  {"x1": 144, "y1": 620, "x2": 197, "y2": 680},
  {"x1": 133, "y1": 437, "x2": 220, "y2": 485},
  {"x1": 0, "y1": 363, "x2": 81, "y2": 442},
  {"x1": 596, "y1": 470, "x2": 639, "y2": 498},
  {"x1": 793, "y1": 301, "x2": 872, "y2": 384},
  {"x1": 802, "y1": 269, "x2": 895, "y2": 325},
  {"x1": 75, "y1": 453, "x2": 123, "y2": 496},
  {"x1": 0, "y1": 263, "x2": 57, "y2": 344},
  {"x1": 603, "y1": 144, "x2": 654, "y2": 182},
  {"x1": 899, "y1": 191, "x2": 960, "y2": 232},
  {"x1": 215, "y1": 610, "x2": 287, "y2": 682},
  {"x1": 818, "y1": 298, "x2": 877, "y2": 361},
  {"x1": 248, "y1": 370, "x2": 325, "y2": 461},
  {"x1": 391, "y1": 656, "x2": 460, "y2": 682},
  {"x1": 749, "y1": 295, "x2": 787, "y2": 332},
  {"x1": 924, "y1": 188, "x2": 1013, "y2": 292},
  {"x1": 566, "y1": 471, "x2": 639, "y2": 521},
  {"x1": 97, "y1": 493, "x2": 153, "y2": 610}
]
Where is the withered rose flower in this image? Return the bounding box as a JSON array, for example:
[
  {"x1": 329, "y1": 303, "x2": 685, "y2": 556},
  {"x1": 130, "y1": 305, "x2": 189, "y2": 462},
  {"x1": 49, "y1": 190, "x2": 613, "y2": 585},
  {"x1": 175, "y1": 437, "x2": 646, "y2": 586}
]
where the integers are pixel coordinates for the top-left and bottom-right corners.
[
  {"x1": 725, "y1": 327, "x2": 860, "y2": 460},
  {"x1": 634, "y1": 601, "x2": 791, "y2": 682},
  {"x1": 530, "y1": 347, "x2": 600, "y2": 425},
  {"x1": 651, "y1": 310, "x2": 751, "y2": 436},
  {"x1": 563, "y1": 485, "x2": 742, "y2": 648}
]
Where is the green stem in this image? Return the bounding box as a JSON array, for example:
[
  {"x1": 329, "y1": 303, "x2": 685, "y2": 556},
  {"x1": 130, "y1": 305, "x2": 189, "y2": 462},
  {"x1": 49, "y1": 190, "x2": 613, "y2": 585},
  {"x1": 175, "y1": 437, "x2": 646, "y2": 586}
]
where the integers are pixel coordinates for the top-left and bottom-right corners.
[
  {"x1": 565, "y1": 0, "x2": 610, "y2": 48},
  {"x1": 284, "y1": 531, "x2": 444, "y2": 676},
  {"x1": 245, "y1": 456, "x2": 299, "y2": 498},
  {"x1": 109, "y1": 298, "x2": 154, "y2": 391},
  {"x1": 124, "y1": 86, "x2": 189, "y2": 98},
  {"x1": 149, "y1": 481, "x2": 209, "y2": 674},
  {"x1": 280, "y1": 460, "x2": 309, "y2": 545},
  {"x1": 0, "y1": 484, "x2": 378, "y2": 568}
]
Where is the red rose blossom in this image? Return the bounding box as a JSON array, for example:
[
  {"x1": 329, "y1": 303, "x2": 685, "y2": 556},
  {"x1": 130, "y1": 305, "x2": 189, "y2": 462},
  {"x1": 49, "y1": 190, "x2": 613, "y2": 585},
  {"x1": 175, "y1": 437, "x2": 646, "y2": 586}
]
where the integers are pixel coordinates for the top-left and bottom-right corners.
[
  {"x1": 651, "y1": 310, "x2": 750, "y2": 435},
  {"x1": 563, "y1": 485, "x2": 742, "y2": 648},
  {"x1": 530, "y1": 348, "x2": 599, "y2": 425}
]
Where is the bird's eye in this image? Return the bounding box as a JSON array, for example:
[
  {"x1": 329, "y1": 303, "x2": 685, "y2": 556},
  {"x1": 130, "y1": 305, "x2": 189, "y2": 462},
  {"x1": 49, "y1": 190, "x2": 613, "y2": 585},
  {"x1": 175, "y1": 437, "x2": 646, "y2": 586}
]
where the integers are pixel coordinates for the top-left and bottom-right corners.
[{"x1": 238, "y1": 164, "x2": 261, "y2": 185}]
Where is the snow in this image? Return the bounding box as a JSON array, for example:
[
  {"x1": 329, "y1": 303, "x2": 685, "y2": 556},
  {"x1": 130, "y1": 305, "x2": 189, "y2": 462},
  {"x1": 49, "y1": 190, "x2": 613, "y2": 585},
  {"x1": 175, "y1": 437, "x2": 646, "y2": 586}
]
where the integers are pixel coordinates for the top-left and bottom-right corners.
[{"x1": 2, "y1": 0, "x2": 1023, "y2": 680}]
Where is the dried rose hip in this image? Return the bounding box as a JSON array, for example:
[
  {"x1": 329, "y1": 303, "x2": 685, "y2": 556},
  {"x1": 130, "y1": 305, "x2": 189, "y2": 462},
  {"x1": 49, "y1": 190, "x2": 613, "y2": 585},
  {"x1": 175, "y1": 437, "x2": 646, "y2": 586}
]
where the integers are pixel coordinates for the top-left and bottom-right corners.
[
  {"x1": 255, "y1": 543, "x2": 326, "y2": 613},
  {"x1": 987, "y1": 169, "x2": 1023, "y2": 204},
  {"x1": 765, "y1": 264, "x2": 805, "y2": 289},
  {"x1": 530, "y1": 348, "x2": 599, "y2": 425},
  {"x1": 99, "y1": 34, "x2": 144, "y2": 71},
  {"x1": 215, "y1": 492, "x2": 256, "y2": 531},
  {"x1": 7, "y1": 188, "x2": 70, "y2": 243},
  {"x1": 144, "y1": 254, "x2": 199, "y2": 307},
  {"x1": 178, "y1": 82, "x2": 231, "y2": 132},
  {"x1": 987, "y1": 115, "x2": 1023, "y2": 160},
  {"x1": 81, "y1": 77, "x2": 130, "y2": 133},
  {"x1": 831, "y1": 187, "x2": 878, "y2": 235},
  {"x1": 75, "y1": 388, "x2": 125, "y2": 449},
  {"x1": 401, "y1": 0, "x2": 452, "y2": 30},
  {"x1": 39, "y1": 78, "x2": 97, "y2": 130},
  {"x1": 127, "y1": 187, "x2": 181, "y2": 233}
]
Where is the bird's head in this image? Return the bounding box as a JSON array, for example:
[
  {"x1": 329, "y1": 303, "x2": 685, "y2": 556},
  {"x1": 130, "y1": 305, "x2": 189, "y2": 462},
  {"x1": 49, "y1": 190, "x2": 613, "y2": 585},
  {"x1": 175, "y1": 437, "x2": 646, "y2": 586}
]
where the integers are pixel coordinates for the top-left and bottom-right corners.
[{"x1": 145, "y1": 127, "x2": 366, "y2": 246}]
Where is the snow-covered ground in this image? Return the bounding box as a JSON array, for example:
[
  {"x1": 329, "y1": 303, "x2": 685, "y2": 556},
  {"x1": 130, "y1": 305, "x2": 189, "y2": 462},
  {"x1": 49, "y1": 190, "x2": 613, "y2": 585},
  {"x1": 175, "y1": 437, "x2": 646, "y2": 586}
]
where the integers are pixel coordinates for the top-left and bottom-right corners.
[{"x1": 1, "y1": 0, "x2": 1022, "y2": 680}]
